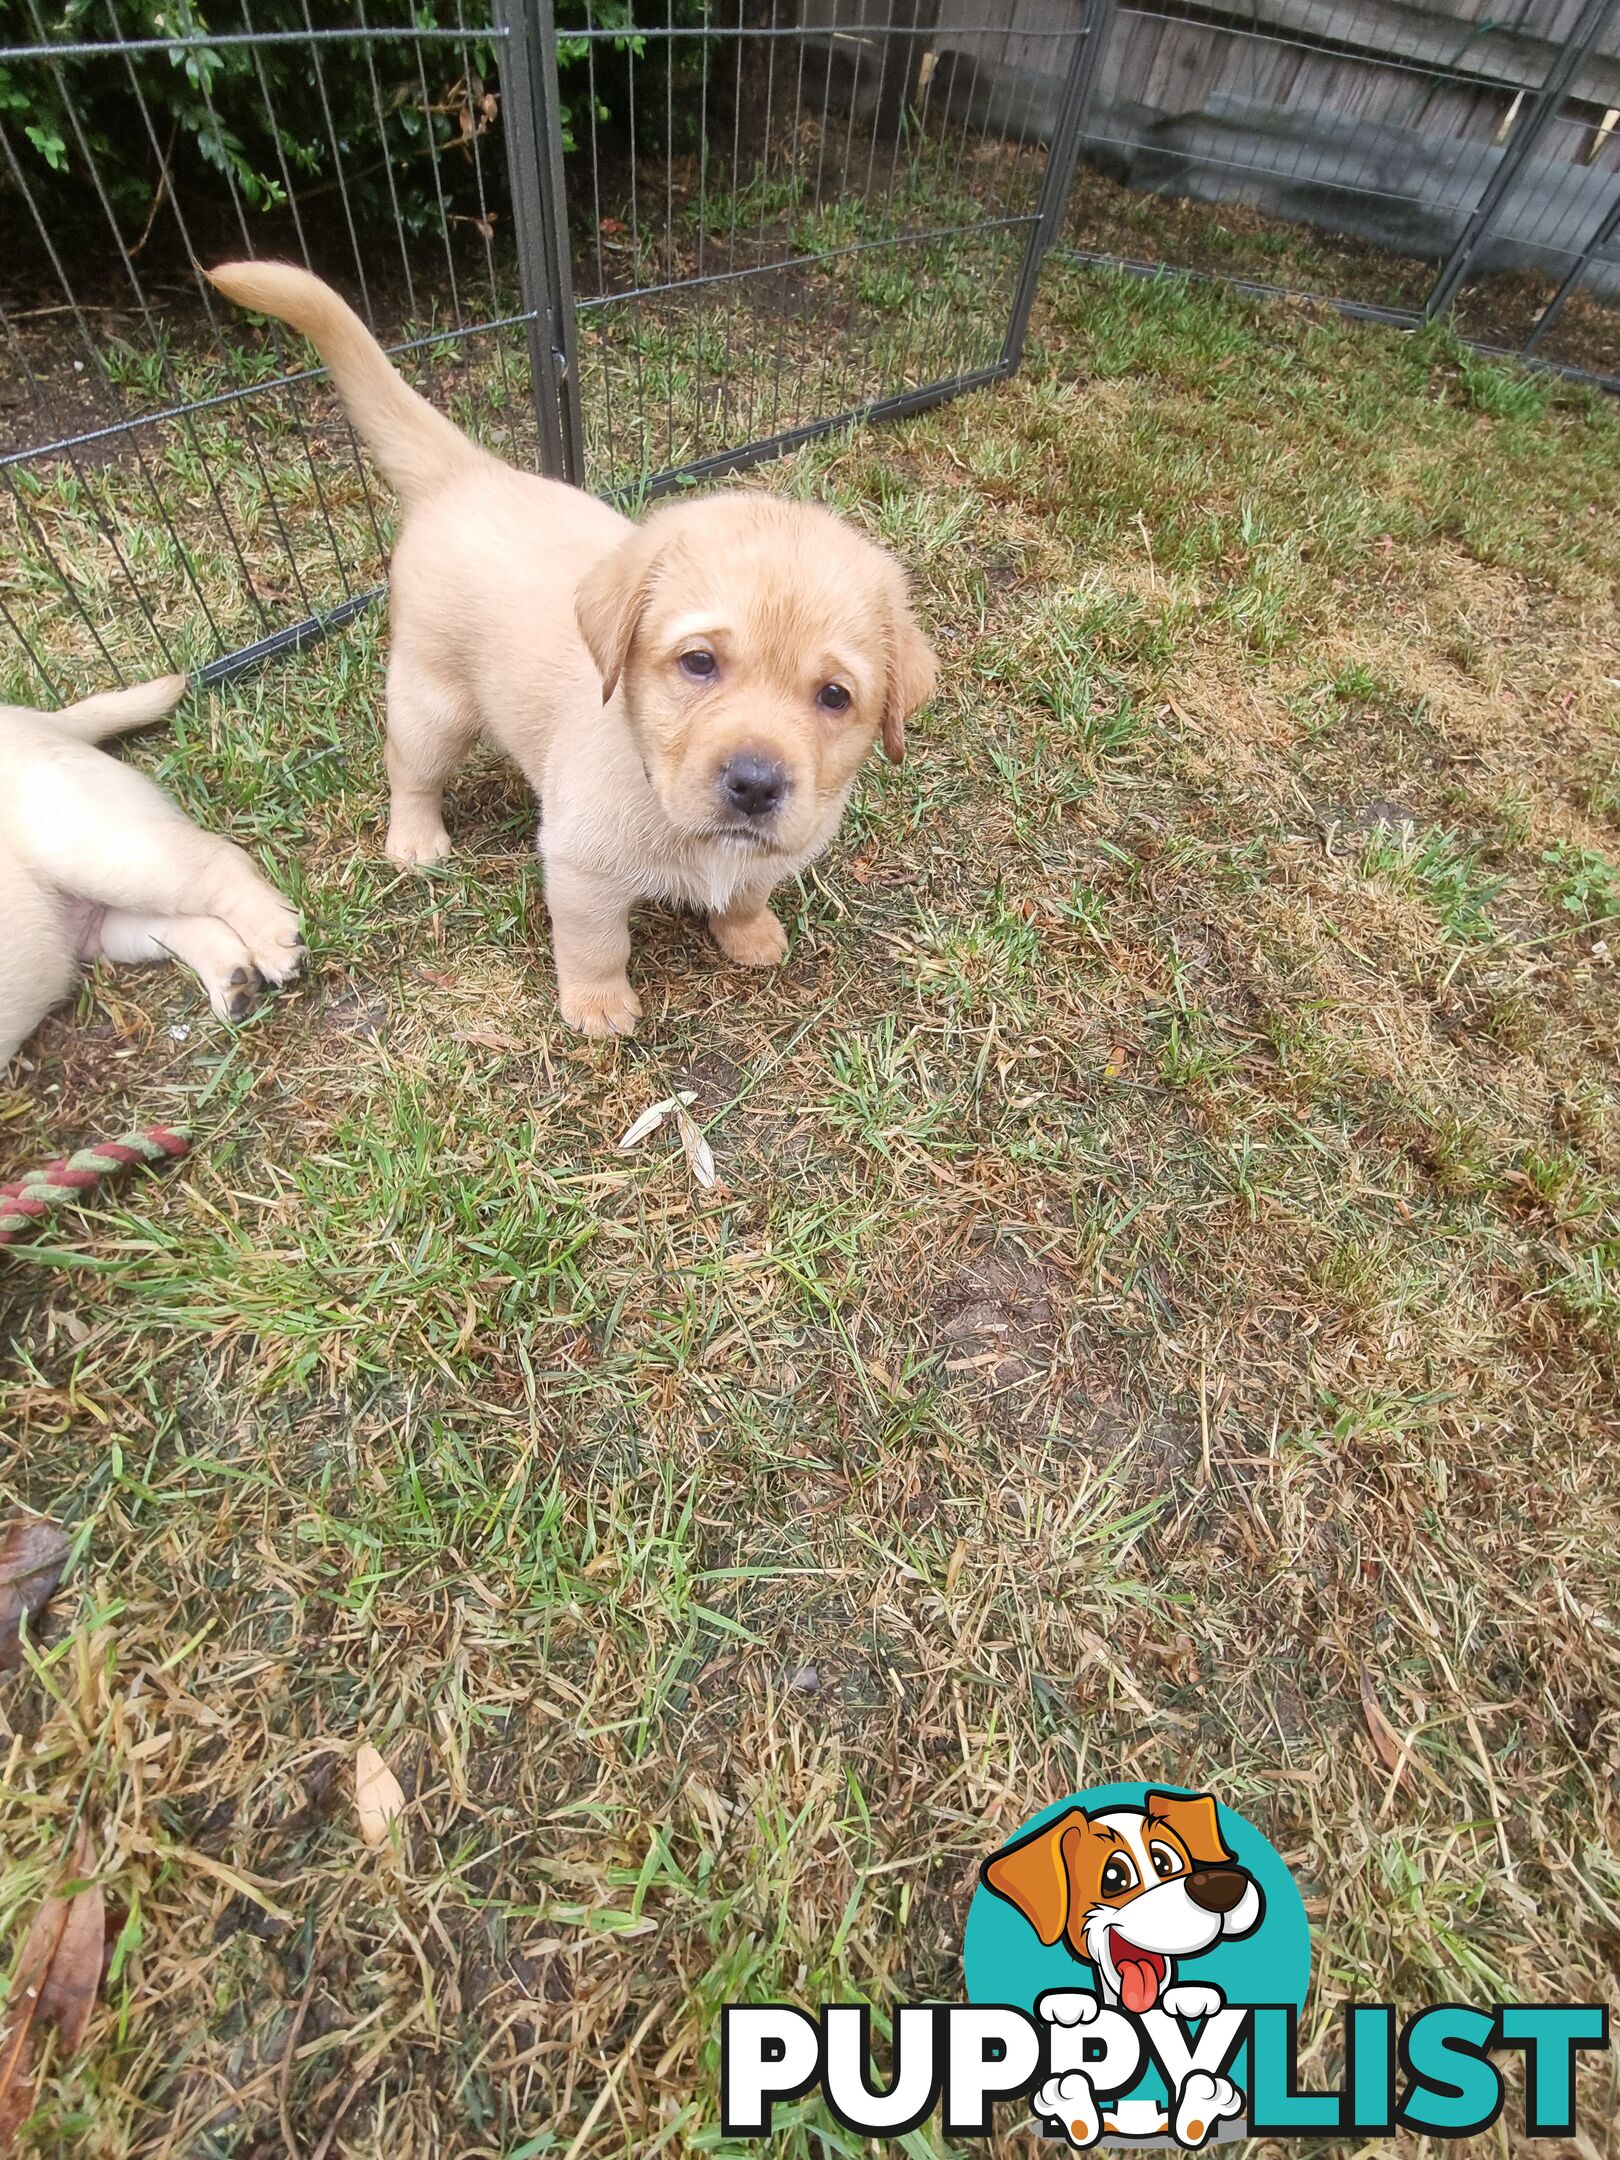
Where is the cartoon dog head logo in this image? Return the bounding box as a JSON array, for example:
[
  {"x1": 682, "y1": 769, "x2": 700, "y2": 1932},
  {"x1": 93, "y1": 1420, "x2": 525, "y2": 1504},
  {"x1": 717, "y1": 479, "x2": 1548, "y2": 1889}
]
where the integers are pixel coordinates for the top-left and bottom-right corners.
[
  {"x1": 963, "y1": 1783, "x2": 1311, "y2": 2151},
  {"x1": 980, "y1": 1788, "x2": 1265, "y2": 2015}
]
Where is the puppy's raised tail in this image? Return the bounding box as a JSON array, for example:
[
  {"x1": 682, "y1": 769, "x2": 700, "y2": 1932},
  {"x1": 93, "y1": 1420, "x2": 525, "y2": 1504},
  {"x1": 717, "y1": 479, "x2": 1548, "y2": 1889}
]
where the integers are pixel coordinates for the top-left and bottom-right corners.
[
  {"x1": 48, "y1": 672, "x2": 189, "y2": 741},
  {"x1": 207, "y1": 259, "x2": 486, "y2": 506}
]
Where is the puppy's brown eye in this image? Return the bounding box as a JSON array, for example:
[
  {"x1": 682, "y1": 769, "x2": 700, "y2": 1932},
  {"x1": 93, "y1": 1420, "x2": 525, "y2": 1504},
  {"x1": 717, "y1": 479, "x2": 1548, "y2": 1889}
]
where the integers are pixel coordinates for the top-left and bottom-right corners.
[
  {"x1": 1101, "y1": 1856, "x2": 1137, "y2": 1897},
  {"x1": 680, "y1": 650, "x2": 717, "y2": 680},
  {"x1": 816, "y1": 682, "x2": 851, "y2": 712}
]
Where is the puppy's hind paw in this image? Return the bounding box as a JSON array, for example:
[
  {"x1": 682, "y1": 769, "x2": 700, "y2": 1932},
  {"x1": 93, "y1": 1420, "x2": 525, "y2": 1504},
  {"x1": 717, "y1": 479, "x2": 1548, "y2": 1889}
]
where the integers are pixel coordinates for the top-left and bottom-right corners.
[
  {"x1": 1032, "y1": 2073, "x2": 1100, "y2": 2150},
  {"x1": 220, "y1": 881, "x2": 304, "y2": 990},
  {"x1": 247, "y1": 914, "x2": 305, "y2": 990},
  {"x1": 221, "y1": 966, "x2": 262, "y2": 1024},
  {"x1": 560, "y1": 978, "x2": 642, "y2": 1038}
]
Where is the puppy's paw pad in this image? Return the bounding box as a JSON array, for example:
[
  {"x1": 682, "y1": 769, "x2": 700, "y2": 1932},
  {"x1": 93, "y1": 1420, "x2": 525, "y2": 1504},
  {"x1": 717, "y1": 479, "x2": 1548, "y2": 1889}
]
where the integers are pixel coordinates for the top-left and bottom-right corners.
[
  {"x1": 561, "y1": 981, "x2": 642, "y2": 1038},
  {"x1": 224, "y1": 972, "x2": 263, "y2": 1023},
  {"x1": 712, "y1": 910, "x2": 789, "y2": 967}
]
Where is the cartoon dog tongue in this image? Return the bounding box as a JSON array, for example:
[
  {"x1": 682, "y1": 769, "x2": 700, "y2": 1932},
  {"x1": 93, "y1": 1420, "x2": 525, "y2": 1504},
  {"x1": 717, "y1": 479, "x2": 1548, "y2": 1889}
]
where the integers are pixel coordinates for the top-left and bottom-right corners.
[{"x1": 1114, "y1": 1943, "x2": 1162, "y2": 2013}]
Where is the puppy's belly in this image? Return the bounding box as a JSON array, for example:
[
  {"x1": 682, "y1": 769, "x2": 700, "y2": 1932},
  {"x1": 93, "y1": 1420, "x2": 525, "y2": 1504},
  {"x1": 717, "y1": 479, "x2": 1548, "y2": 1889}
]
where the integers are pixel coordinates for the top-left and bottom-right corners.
[{"x1": 65, "y1": 898, "x2": 109, "y2": 960}]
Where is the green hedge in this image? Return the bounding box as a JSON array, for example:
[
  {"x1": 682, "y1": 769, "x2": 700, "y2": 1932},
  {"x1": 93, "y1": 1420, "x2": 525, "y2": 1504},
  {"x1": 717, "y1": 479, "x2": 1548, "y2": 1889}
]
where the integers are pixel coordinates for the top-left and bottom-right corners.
[{"x1": 2, "y1": 0, "x2": 712, "y2": 251}]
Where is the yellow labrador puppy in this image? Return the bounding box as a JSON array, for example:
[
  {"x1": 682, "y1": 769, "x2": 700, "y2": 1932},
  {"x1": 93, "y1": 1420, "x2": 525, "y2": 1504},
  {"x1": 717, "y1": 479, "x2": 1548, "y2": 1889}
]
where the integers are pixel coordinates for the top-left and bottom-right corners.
[
  {"x1": 208, "y1": 261, "x2": 935, "y2": 1036},
  {"x1": 1, "y1": 674, "x2": 304, "y2": 1067}
]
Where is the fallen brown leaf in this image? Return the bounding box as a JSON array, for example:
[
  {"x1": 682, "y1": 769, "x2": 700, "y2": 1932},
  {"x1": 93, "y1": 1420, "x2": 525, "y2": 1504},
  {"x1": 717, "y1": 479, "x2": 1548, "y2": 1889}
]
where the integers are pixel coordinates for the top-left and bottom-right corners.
[
  {"x1": 0, "y1": 1516, "x2": 71, "y2": 1673},
  {"x1": 0, "y1": 1830, "x2": 105, "y2": 2142},
  {"x1": 33, "y1": 1866, "x2": 103, "y2": 2058},
  {"x1": 1359, "y1": 1663, "x2": 1403, "y2": 1774},
  {"x1": 354, "y1": 1744, "x2": 405, "y2": 1847}
]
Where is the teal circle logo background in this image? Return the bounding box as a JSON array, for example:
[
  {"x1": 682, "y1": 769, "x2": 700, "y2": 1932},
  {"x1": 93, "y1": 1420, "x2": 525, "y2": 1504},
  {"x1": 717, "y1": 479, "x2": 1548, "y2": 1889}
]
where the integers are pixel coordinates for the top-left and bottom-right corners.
[{"x1": 963, "y1": 1783, "x2": 1310, "y2": 2024}]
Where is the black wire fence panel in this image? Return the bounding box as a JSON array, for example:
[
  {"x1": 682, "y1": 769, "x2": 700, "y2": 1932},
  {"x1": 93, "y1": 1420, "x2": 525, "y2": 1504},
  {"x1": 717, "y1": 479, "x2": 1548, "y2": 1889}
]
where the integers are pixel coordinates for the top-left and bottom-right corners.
[
  {"x1": 1439, "y1": 68, "x2": 1620, "y2": 378},
  {"x1": 0, "y1": 1, "x2": 1089, "y2": 703},
  {"x1": 6, "y1": 0, "x2": 1620, "y2": 706},
  {"x1": 563, "y1": 0, "x2": 1081, "y2": 492},
  {"x1": 1048, "y1": 0, "x2": 1620, "y2": 376}
]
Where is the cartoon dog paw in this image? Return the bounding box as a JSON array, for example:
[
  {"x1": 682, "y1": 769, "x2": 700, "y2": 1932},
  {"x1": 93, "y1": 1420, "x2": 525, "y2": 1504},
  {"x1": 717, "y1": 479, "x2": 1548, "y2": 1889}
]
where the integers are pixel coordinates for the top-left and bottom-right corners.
[
  {"x1": 1173, "y1": 2069, "x2": 1244, "y2": 2148},
  {"x1": 1036, "y1": 1990, "x2": 1102, "y2": 2027},
  {"x1": 1033, "y1": 2071, "x2": 1101, "y2": 2149},
  {"x1": 1161, "y1": 1982, "x2": 1226, "y2": 2022}
]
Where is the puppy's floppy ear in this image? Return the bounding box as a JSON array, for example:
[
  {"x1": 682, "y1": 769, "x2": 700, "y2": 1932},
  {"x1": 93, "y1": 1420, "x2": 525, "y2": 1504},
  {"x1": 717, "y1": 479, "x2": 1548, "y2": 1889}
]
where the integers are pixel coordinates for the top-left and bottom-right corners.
[
  {"x1": 881, "y1": 592, "x2": 936, "y2": 765},
  {"x1": 575, "y1": 524, "x2": 666, "y2": 703},
  {"x1": 981, "y1": 1807, "x2": 1088, "y2": 1947},
  {"x1": 1145, "y1": 1790, "x2": 1233, "y2": 1869}
]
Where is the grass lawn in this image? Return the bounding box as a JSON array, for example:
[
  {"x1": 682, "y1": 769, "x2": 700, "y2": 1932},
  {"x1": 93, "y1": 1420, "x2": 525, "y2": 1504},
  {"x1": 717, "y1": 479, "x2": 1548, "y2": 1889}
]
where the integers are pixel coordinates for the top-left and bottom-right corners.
[{"x1": 2, "y1": 258, "x2": 1620, "y2": 2156}]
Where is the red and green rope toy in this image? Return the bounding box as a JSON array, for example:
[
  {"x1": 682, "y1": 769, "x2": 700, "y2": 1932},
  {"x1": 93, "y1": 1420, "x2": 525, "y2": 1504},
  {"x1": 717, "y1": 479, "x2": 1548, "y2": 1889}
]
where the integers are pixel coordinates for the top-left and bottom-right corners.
[{"x1": 0, "y1": 1126, "x2": 191, "y2": 1247}]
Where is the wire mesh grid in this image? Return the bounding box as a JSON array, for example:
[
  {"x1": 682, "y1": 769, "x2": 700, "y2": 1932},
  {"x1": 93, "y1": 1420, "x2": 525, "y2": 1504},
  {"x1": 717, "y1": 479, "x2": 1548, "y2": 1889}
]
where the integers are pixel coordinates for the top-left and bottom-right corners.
[
  {"x1": 0, "y1": 1, "x2": 1092, "y2": 707},
  {"x1": 6, "y1": 1, "x2": 1620, "y2": 713},
  {"x1": 561, "y1": 0, "x2": 1083, "y2": 490},
  {"x1": 0, "y1": 3, "x2": 545, "y2": 705}
]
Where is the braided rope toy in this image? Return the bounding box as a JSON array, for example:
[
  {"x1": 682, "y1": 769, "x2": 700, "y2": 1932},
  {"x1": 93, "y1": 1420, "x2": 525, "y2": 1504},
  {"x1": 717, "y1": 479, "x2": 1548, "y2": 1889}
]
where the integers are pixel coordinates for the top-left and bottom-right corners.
[{"x1": 0, "y1": 1126, "x2": 191, "y2": 1247}]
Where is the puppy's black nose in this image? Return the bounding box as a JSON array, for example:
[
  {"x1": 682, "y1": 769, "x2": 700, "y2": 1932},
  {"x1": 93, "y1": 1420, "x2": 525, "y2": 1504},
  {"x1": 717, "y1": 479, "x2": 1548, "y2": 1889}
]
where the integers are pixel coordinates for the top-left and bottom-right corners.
[
  {"x1": 719, "y1": 753, "x2": 788, "y2": 820},
  {"x1": 1186, "y1": 1867, "x2": 1248, "y2": 1915}
]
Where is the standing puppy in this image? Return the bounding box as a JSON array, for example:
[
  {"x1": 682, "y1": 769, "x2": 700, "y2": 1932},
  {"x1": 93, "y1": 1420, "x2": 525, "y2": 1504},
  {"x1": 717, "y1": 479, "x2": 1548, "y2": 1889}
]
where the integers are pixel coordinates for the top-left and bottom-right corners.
[
  {"x1": 1, "y1": 675, "x2": 304, "y2": 1067},
  {"x1": 208, "y1": 261, "x2": 935, "y2": 1036}
]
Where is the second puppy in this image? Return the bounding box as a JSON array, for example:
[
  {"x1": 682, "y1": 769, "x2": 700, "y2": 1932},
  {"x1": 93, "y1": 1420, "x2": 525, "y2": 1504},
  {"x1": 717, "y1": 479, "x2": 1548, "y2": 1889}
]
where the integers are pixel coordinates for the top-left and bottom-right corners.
[
  {"x1": 209, "y1": 259, "x2": 936, "y2": 1037},
  {"x1": 1, "y1": 674, "x2": 304, "y2": 1068}
]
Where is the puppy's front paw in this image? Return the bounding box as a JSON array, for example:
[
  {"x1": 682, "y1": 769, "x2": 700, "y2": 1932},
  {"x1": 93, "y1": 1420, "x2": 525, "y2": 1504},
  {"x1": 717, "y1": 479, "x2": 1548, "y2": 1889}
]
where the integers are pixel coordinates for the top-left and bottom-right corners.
[
  {"x1": 560, "y1": 978, "x2": 642, "y2": 1038},
  {"x1": 710, "y1": 907, "x2": 788, "y2": 968},
  {"x1": 1038, "y1": 1991, "x2": 1102, "y2": 2028},
  {"x1": 386, "y1": 816, "x2": 453, "y2": 868}
]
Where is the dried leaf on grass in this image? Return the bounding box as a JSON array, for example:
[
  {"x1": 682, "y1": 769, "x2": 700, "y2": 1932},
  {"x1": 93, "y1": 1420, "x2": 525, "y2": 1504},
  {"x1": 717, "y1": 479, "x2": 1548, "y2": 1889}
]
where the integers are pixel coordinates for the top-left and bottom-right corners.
[
  {"x1": 1359, "y1": 1663, "x2": 1404, "y2": 1773},
  {"x1": 672, "y1": 1103, "x2": 716, "y2": 1190},
  {"x1": 617, "y1": 1092, "x2": 716, "y2": 1188},
  {"x1": 0, "y1": 1517, "x2": 71, "y2": 1674},
  {"x1": 0, "y1": 1831, "x2": 105, "y2": 2142},
  {"x1": 616, "y1": 1092, "x2": 694, "y2": 1150},
  {"x1": 354, "y1": 1745, "x2": 405, "y2": 1847}
]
